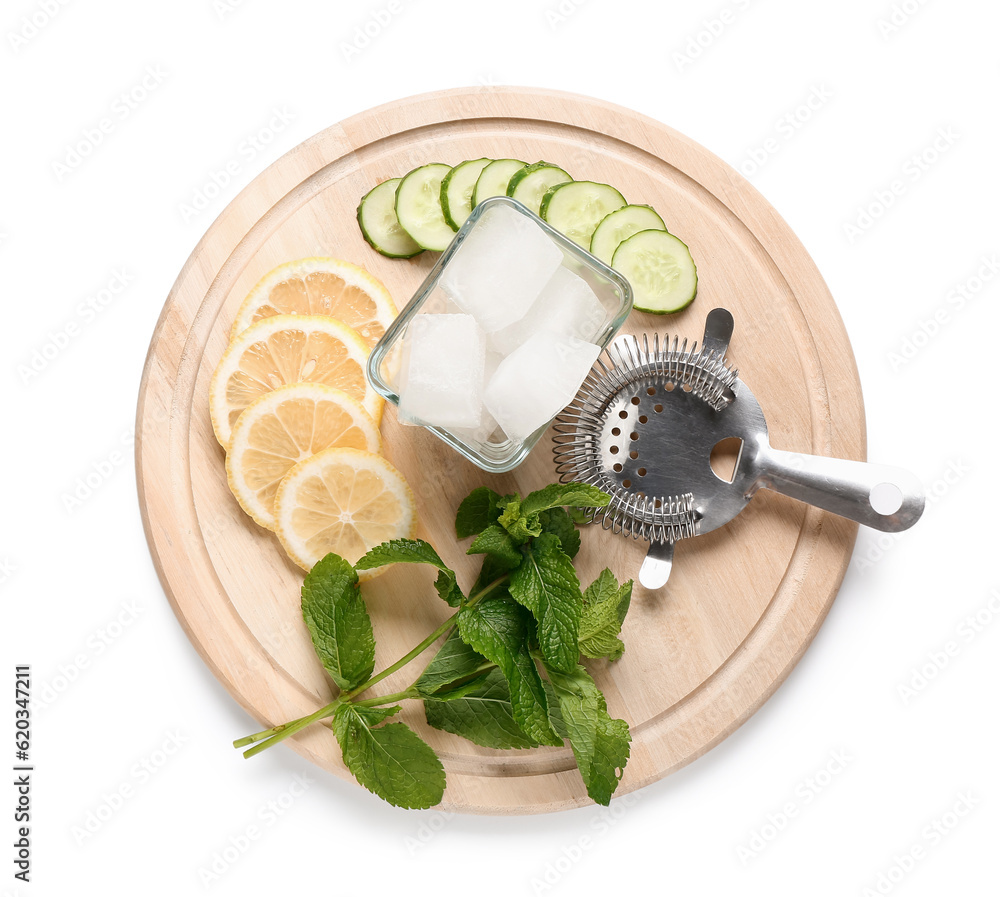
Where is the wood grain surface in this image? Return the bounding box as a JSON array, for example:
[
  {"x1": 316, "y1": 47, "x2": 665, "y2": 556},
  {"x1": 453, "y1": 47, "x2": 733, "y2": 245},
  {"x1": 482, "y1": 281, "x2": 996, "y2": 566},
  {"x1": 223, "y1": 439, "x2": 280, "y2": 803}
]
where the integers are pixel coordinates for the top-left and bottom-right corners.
[{"x1": 135, "y1": 86, "x2": 865, "y2": 815}]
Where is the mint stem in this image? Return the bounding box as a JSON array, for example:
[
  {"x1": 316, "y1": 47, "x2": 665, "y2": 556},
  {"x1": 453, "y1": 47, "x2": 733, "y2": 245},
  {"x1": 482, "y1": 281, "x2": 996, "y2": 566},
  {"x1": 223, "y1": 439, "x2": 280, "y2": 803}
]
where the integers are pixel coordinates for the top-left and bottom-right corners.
[
  {"x1": 468, "y1": 574, "x2": 509, "y2": 604},
  {"x1": 353, "y1": 688, "x2": 418, "y2": 708},
  {"x1": 235, "y1": 573, "x2": 512, "y2": 758},
  {"x1": 240, "y1": 700, "x2": 341, "y2": 758},
  {"x1": 233, "y1": 703, "x2": 339, "y2": 749},
  {"x1": 237, "y1": 687, "x2": 418, "y2": 757}
]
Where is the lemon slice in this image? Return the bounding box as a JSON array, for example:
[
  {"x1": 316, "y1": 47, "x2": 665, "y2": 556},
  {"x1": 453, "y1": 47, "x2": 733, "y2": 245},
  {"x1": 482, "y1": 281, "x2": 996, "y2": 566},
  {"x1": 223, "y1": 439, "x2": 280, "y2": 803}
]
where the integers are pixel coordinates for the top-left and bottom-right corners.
[
  {"x1": 231, "y1": 257, "x2": 398, "y2": 347},
  {"x1": 274, "y1": 447, "x2": 416, "y2": 578},
  {"x1": 226, "y1": 383, "x2": 381, "y2": 531},
  {"x1": 209, "y1": 314, "x2": 382, "y2": 448}
]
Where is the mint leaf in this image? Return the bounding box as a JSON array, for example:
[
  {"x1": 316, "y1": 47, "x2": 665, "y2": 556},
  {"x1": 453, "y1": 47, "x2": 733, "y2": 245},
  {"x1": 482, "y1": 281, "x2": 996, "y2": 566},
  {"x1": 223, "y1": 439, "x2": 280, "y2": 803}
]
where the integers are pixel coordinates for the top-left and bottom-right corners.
[
  {"x1": 351, "y1": 704, "x2": 400, "y2": 726},
  {"x1": 333, "y1": 703, "x2": 445, "y2": 809},
  {"x1": 456, "y1": 598, "x2": 560, "y2": 746},
  {"x1": 356, "y1": 538, "x2": 453, "y2": 575},
  {"x1": 496, "y1": 486, "x2": 604, "y2": 548},
  {"x1": 538, "y1": 507, "x2": 581, "y2": 559},
  {"x1": 546, "y1": 664, "x2": 631, "y2": 806},
  {"x1": 356, "y1": 539, "x2": 461, "y2": 607},
  {"x1": 434, "y1": 570, "x2": 465, "y2": 608},
  {"x1": 498, "y1": 499, "x2": 542, "y2": 544},
  {"x1": 455, "y1": 487, "x2": 504, "y2": 538},
  {"x1": 541, "y1": 676, "x2": 567, "y2": 739},
  {"x1": 301, "y1": 554, "x2": 375, "y2": 691},
  {"x1": 508, "y1": 534, "x2": 583, "y2": 674},
  {"x1": 415, "y1": 629, "x2": 490, "y2": 698},
  {"x1": 520, "y1": 482, "x2": 611, "y2": 516},
  {"x1": 424, "y1": 668, "x2": 538, "y2": 749},
  {"x1": 472, "y1": 553, "x2": 517, "y2": 597},
  {"x1": 579, "y1": 570, "x2": 633, "y2": 661},
  {"x1": 467, "y1": 524, "x2": 522, "y2": 570}
]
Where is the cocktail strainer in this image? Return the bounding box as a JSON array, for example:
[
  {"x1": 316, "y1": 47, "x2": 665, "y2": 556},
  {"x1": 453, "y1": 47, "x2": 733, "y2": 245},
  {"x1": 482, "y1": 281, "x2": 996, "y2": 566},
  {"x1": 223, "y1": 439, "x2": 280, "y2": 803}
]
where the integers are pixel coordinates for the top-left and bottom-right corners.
[{"x1": 553, "y1": 309, "x2": 924, "y2": 589}]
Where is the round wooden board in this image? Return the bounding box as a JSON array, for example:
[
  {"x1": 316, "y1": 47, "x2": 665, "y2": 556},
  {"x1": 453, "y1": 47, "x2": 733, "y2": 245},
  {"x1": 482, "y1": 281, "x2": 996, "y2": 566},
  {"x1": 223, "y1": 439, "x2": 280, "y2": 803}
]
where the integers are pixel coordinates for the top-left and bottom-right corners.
[{"x1": 136, "y1": 87, "x2": 865, "y2": 815}]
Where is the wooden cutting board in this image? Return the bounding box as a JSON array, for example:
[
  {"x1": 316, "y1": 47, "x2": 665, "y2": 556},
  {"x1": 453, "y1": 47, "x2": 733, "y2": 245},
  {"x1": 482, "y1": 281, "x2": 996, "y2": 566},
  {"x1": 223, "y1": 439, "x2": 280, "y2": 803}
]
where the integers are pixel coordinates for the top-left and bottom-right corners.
[{"x1": 136, "y1": 87, "x2": 864, "y2": 815}]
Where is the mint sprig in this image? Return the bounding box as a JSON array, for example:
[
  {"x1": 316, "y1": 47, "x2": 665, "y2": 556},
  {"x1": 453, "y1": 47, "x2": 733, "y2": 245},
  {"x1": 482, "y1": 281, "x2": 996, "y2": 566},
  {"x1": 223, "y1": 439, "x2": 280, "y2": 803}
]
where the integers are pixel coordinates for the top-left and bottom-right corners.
[{"x1": 234, "y1": 481, "x2": 634, "y2": 808}]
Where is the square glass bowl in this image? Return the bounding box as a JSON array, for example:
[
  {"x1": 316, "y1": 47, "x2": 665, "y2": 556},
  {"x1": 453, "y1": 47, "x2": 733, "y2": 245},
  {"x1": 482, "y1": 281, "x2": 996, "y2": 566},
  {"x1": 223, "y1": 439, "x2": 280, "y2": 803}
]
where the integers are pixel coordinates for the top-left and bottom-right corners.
[{"x1": 366, "y1": 196, "x2": 633, "y2": 473}]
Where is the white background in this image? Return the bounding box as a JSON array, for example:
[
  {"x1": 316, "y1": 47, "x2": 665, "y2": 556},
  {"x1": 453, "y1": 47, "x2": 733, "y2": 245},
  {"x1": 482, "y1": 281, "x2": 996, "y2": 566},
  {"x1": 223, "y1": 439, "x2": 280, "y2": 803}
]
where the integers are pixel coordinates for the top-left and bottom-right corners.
[{"x1": 2, "y1": 0, "x2": 997, "y2": 894}]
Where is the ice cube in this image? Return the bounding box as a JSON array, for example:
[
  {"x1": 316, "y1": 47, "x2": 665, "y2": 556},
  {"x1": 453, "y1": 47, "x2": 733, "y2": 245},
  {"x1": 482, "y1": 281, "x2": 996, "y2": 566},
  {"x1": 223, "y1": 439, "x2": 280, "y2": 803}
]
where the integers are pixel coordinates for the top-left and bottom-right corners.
[
  {"x1": 397, "y1": 314, "x2": 485, "y2": 429},
  {"x1": 488, "y1": 266, "x2": 608, "y2": 356},
  {"x1": 449, "y1": 404, "x2": 502, "y2": 445},
  {"x1": 448, "y1": 349, "x2": 503, "y2": 445},
  {"x1": 483, "y1": 332, "x2": 600, "y2": 441},
  {"x1": 439, "y1": 202, "x2": 562, "y2": 332}
]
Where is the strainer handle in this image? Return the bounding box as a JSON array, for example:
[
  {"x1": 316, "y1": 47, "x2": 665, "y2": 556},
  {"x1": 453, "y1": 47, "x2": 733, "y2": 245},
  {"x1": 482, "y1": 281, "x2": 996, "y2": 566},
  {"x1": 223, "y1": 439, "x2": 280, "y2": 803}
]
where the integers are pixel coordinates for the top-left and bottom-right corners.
[
  {"x1": 639, "y1": 540, "x2": 675, "y2": 590},
  {"x1": 750, "y1": 447, "x2": 925, "y2": 532}
]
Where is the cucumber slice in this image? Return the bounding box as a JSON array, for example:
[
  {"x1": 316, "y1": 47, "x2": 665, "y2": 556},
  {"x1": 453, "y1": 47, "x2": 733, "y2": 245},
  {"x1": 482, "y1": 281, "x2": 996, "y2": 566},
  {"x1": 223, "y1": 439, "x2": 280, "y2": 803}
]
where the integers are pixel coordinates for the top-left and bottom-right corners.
[
  {"x1": 590, "y1": 204, "x2": 667, "y2": 265},
  {"x1": 472, "y1": 158, "x2": 526, "y2": 207},
  {"x1": 395, "y1": 163, "x2": 455, "y2": 251},
  {"x1": 356, "y1": 178, "x2": 423, "y2": 258},
  {"x1": 506, "y1": 161, "x2": 572, "y2": 215},
  {"x1": 539, "y1": 180, "x2": 627, "y2": 249},
  {"x1": 611, "y1": 229, "x2": 698, "y2": 314},
  {"x1": 441, "y1": 157, "x2": 492, "y2": 231}
]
